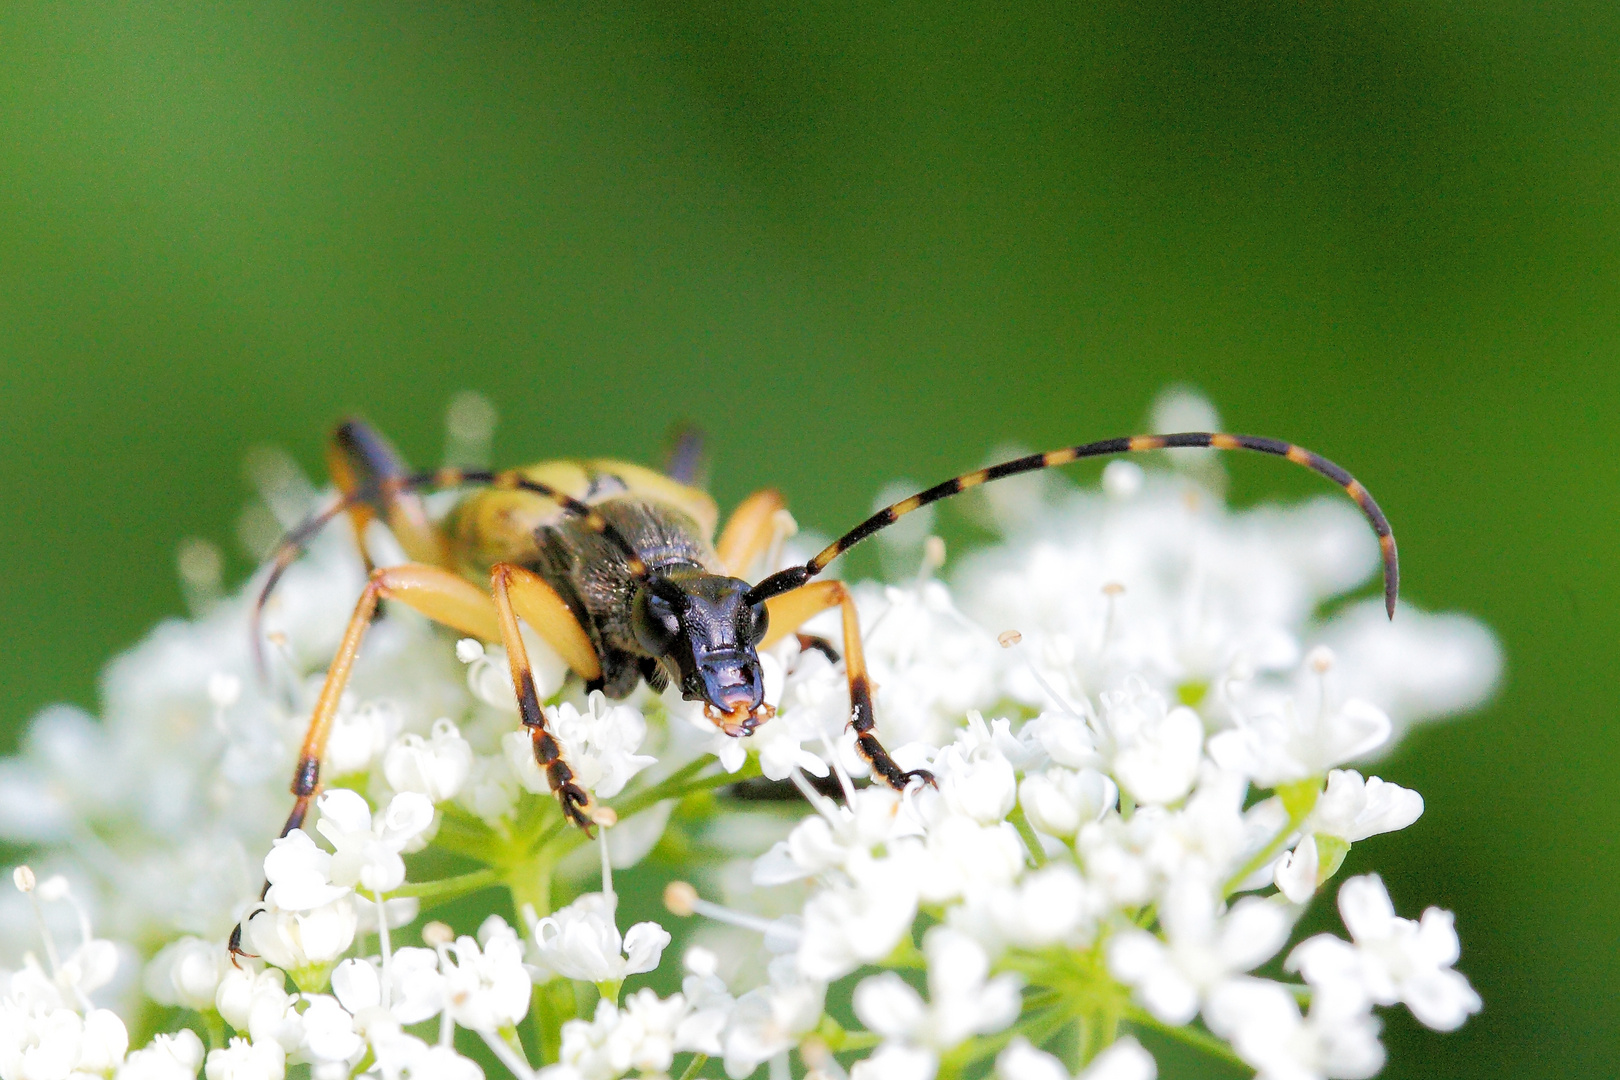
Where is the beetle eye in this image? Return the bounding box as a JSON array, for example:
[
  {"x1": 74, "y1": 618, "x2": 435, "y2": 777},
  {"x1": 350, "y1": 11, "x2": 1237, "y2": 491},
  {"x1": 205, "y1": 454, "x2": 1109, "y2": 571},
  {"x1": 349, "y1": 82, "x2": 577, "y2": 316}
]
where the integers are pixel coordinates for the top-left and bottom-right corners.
[
  {"x1": 634, "y1": 590, "x2": 682, "y2": 653},
  {"x1": 650, "y1": 596, "x2": 679, "y2": 634},
  {"x1": 745, "y1": 602, "x2": 769, "y2": 646}
]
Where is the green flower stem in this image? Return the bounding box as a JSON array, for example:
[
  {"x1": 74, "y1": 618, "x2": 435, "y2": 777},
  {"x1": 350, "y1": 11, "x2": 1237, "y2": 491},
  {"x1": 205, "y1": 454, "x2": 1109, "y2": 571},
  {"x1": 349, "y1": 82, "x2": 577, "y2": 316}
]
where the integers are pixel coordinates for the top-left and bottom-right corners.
[
  {"x1": 1007, "y1": 803, "x2": 1050, "y2": 868},
  {"x1": 387, "y1": 867, "x2": 502, "y2": 907},
  {"x1": 613, "y1": 757, "x2": 721, "y2": 820},
  {"x1": 532, "y1": 980, "x2": 576, "y2": 1065},
  {"x1": 505, "y1": 856, "x2": 553, "y2": 918},
  {"x1": 884, "y1": 934, "x2": 929, "y2": 971},
  {"x1": 677, "y1": 1052, "x2": 709, "y2": 1080},
  {"x1": 526, "y1": 756, "x2": 752, "y2": 857},
  {"x1": 1122, "y1": 1006, "x2": 1247, "y2": 1070},
  {"x1": 1220, "y1": 776, "x2": 1321, "y2": 897},
  {"x1": 1077, "y1": 1006, "x2": 1120, "y2": 1069},
  {"x1": 938, "y1": 1005, "x2": 1071, "y2": 1080},
  {"x1": 431, "y1": 807, "x2": 510, "y2": 861},
  {"x1": 823, "y1": 1029, "x2": 882, "y2": 1053},
  {"x1": 202, "y1": 1011, "x2": 225, "y2": 1052}
]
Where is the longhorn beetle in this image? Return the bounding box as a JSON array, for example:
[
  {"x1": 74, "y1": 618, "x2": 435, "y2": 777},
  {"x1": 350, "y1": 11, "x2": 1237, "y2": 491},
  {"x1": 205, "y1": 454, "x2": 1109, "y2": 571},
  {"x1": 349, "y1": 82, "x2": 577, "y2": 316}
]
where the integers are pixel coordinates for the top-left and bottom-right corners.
[{"x1": 230, "y1": 420, "x2": 1398, "y2": 955}]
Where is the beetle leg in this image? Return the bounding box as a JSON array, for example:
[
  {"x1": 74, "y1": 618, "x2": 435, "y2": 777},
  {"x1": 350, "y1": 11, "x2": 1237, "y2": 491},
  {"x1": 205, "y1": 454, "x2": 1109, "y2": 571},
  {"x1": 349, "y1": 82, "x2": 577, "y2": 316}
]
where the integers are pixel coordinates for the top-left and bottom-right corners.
[
  {"x1": 717, "y1": 489, "x2": 794, "y2": 579},
  {"x1": 327, "y1": 418, "x2": 451, "y2": 569},
  {"x1": 234, "y1": 563, "x2": 504, "y2": 960},
  {"x1": 761, "y1": 580, "x2": 934, "y2": 792},
  {"x1": 490, "y1": 563, "x2": 603, "y2": 831},
  {"x1": 233, "y1": 563, "x2": 603, "y2": 960}
]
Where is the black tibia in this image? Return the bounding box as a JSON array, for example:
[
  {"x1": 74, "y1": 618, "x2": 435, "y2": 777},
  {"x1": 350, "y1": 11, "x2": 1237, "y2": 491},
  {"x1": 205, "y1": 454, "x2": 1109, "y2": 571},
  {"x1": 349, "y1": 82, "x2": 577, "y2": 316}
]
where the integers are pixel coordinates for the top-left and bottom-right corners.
[
  {"x1": 526, "y1": 694, "x2": 593, "y2": 832},
  {"x1": 725, "y1": 772, "x2": 845, "y2": 801},
  {"x1": 796, "y1": 634, "x2": 840, "y2": 663},
  {"x1": 491, "y1": 565, "x2": 599, "y2": 835},
  {"x1": 848, "y1": 671, "x2": 935, "y2": 791},
  {"x1": 228, "y1": 921, "x2": 252, "y2": 962},
  {"x1": 233, "y1": 760, "x2": 321, "y2": 961},
  {"x1": 762, "y1": 579, "x2": 933, "y2": 794}
]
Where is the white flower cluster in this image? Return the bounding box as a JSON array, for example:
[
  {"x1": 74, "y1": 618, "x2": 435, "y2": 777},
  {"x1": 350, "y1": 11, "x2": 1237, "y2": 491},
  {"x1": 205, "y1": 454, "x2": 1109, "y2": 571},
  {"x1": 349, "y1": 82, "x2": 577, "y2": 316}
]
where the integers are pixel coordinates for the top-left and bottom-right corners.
[{"x1": 0, "y1": 395, "x2": 1499, "y2": 1080}]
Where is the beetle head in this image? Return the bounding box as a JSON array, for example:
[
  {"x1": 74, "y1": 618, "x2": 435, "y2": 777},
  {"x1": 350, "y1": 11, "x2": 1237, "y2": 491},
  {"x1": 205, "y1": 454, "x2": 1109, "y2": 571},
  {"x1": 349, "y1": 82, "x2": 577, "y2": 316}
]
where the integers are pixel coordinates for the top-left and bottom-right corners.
[{"x1": 630, "y1": 571, "x2": 773, "y2": 736}]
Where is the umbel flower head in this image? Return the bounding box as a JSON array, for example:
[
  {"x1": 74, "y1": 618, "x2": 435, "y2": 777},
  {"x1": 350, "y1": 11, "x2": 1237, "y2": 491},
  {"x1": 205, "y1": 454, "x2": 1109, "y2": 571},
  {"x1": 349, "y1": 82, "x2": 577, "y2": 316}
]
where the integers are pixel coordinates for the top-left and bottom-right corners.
[{"x1": 0, "y1": 391, "x2": 1498, "y2": 1080}]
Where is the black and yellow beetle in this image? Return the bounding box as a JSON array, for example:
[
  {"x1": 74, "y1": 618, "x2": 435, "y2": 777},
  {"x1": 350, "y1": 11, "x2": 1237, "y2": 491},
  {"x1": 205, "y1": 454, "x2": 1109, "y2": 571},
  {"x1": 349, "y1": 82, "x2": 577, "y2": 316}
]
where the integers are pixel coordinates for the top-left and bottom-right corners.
[{"x1": 252, "y1": 419, "x2": 1399, "y2": 843}]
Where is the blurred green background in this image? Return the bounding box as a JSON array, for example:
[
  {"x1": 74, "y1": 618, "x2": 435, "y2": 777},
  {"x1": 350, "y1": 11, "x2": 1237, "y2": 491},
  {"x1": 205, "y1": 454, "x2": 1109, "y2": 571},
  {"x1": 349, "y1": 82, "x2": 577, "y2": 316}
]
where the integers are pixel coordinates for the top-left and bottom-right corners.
[{"x1": 1, "y1": 1, "x2": 1615, "y2": 1076}]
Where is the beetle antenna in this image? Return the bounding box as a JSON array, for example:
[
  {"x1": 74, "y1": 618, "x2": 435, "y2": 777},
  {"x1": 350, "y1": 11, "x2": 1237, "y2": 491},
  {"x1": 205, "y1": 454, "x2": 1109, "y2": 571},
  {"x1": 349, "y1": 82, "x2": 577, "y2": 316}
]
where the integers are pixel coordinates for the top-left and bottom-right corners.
[
  {"x1": 745, "y1": 433, "x2": 1399, "y2": 619},
  {"x1": 250, "y1": 467, "x2": 649, "y2": 681}
]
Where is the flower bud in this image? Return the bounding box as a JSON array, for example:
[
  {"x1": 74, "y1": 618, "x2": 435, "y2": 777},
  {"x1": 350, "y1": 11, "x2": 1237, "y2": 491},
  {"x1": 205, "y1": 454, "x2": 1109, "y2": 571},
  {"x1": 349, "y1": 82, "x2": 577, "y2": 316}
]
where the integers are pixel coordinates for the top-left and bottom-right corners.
[
  {"x1": 243, "y1": 898, "x2": 358, "y2": 974},
  {"x1": 383, "y1": 720, "x2": 474, "y2": 803},
  {"x1": 938, "y1": 745, "x2": 1017, "y2": 825},
  {"x1": 1019, "y1": 767, "x2": 1118, "y2": 839},
  {"x1": 146, "y1": 936, "x2": 230, "y2": 1012}
]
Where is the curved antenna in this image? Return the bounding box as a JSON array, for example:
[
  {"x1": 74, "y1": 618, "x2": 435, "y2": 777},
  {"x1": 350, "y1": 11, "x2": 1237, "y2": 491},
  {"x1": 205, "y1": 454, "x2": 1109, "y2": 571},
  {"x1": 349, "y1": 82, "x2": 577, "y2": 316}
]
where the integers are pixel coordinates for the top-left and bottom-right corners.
[
  {"x1": 251, "y1": 467, "x2": 650, "y2": 679},
  {"x1": 746, "y1": 432, "x2": 1399, "y2": 618}
]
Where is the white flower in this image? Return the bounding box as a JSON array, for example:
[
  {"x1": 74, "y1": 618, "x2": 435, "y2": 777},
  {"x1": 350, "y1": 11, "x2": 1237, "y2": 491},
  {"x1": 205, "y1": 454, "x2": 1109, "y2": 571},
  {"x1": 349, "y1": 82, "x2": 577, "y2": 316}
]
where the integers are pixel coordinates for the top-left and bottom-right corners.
[
  {"x1": 145, "y1": 937, "x2": 230, "y2": 1013},
  {"x1": 797, "y1": 854, "x2": 921, "y2": 981},
  {"x1": 613, "y1": 988, "x2": 688, "y2": 1074},
  {"x1": 1072, "y1": 772, "x2": 1269, "y2": 912},
  {"x1": 542, "y1": 991, "x2": 691, "y2": 1080},
  {"x1": 1310, "y1": 770, "x2": 1423, "y2": 843},
  {"x1": 456, "y1": 755, "x2": 520, "y2": 826},
  {"x1": 1107, "y1": 875, "x2": 1293, "y2": 1025},
  {"x1": 1019, "y1": 767, "x2": 1117, "y2": 839},
  {"x1": 384, "y1": 720, "x2": 475, "y2": 803},
  {"x1": 203, "y1": 1037, "x2": 285, "y2": 1080},
  {"x1": 905, "y1": 813, "x2": 1027, "y2": 906},
  {"x1": 850, "y1": 1043, "x2": 937, "y2": 1080},
  {"x1": 1315, "y1": 600, "x2": 1502, "y2": 730},
  {"x1": 1274, "y1": 772, "x2": 1423, "y2": 902},
  {"x1": 0, "y1": 1004, "x2": 129, "y2": 1079},
  {"x1": 325, "y1": 700, "x2": 401, "y2": 779},
  {"x1": 1205, "y1": 977, "x2": 1384, "y2": 1080},
  {"x1": 332, "y1": 949, "x2": 446, "y2": 1026},
  {"x1": 753, "y1": 786, "x2": 911, "y2": 885},
  {"x1": 721, "y1": 956, "x2": 826, "y2": 1080},
  {"x1": 1287, "y1": 875, "x2": 1481, "y2": 1031},
  {"x1": 852, "y1": 581, "x2": 1002, "y2": 750},
  {"x1": 673, "y1": 957, "x2": 735, "y2": 1057},
  {"x1": 749, "y1": 705, "x2": 833, "y2": 783},
  {"x1": 442, "y1": 916, "x2": 531, "y2": 1032},
  {"x1": 946, "y1": 863, "x2": 1098, "y2": 953},
  {"x1": 996, "y1": 1036, "x2": 1156, "y2": 1080},
  {"x1": 850, "y1": 927, "x2": 1020, "y2": 1077},
  {"x1": 0, "y1": 399, "x2": 1498, "y2": 1080},
  {"x1": 1209, "y1": 690, "x2": 1391, "y2": 787},
  {"x1": 1095, "y1": 684, "x2": 1205, "y2": 805},
  {"x1": 242, "y1": 896, "x2": 357, "y2": 975},
  {"x1": 214, "y1": 969, "x2": 303, "y2": 1053},
  {"x1": 933, "y1": 714, "x2": 1019, "y2": 825},
  {"x1": 117, "y1": 1030, "x2": 205, "y2": 1080},
  {"x1": 504, "y1": 693, "x2": 657, "y2": 802},
  {"x1": 529, "y1": 893, "x2": 669, "y2": 986},
  {"x1": 261, "y1": 831, "x2": 348, "y2": 913},
  {"x1": 315, "y1": 789, "x2": 436, "y2": 894},
  {"x1": 404, "y1": 1045, "x2": 483, "y2": 1080},
  {"x1": 298, "y1": 995, "x2": 364, "y2": 1067}
]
